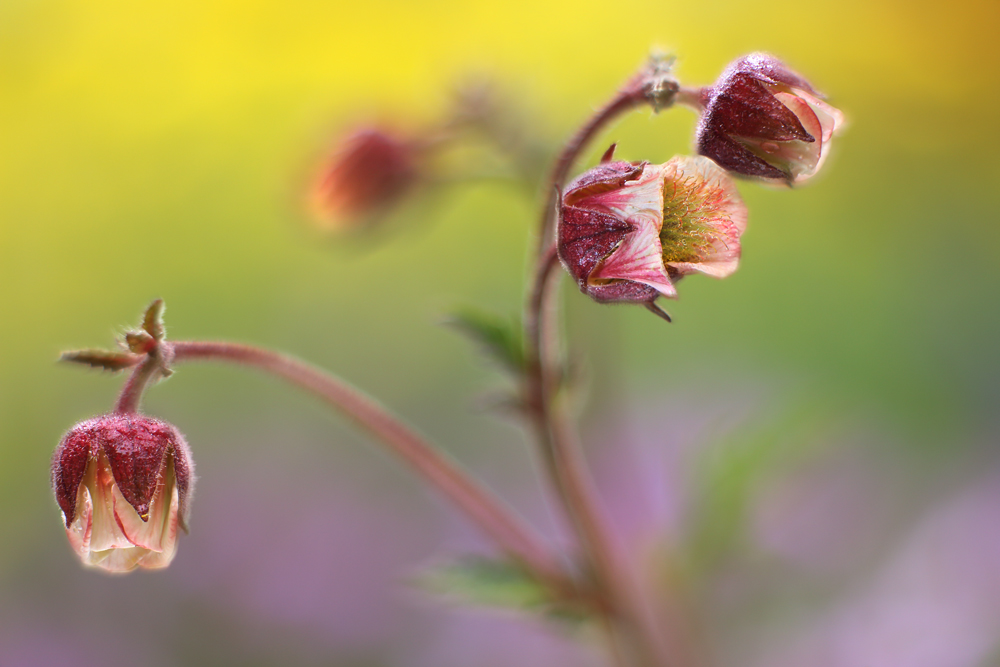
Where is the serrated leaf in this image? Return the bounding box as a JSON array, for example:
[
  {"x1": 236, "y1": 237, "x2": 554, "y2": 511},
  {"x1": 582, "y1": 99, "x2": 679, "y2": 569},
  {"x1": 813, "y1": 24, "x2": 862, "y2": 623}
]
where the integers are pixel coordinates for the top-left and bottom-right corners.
[
  {"x1": 447, "y1": 309, "x2": 524, "y2": 375},
  {"x1": 141, "y1": 299, "x2": 166, "y2": 341},
  {"x1": 60, "y1": 349, "x2": 142, "y2": 372}
]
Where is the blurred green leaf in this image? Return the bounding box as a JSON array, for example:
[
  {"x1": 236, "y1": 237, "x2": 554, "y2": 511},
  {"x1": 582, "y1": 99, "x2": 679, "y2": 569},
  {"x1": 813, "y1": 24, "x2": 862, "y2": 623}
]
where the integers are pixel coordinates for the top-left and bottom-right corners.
[
  {"x1": 446, "y1": 308, "x2": 524, "y2": 375},
  {"x1": 415, "y1": 556, "x2": 548, "y2": 609},
  {"x1": 141, "y1": 298, "x2": 166, "y2": 341},
  {"x1": 414, "y1": 556, "x2": 590, "y2": 627},
  {"x1": 60, "y1": 349, "x2": 141, "y2": 372}
]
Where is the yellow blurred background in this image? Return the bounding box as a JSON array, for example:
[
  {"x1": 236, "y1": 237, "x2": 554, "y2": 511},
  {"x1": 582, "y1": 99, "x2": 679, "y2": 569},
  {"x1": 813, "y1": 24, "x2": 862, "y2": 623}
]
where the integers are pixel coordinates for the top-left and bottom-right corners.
[{"x1": 2, "y1": 0, "x2": 999, "y2": 665}]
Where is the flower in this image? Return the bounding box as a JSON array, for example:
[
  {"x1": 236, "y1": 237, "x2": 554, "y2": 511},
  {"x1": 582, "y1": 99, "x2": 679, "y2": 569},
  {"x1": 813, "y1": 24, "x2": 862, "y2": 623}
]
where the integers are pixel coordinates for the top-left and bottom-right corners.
[
  {"x1": 51, "y1": 414, "x2": 194, "y2": 573},
  {"x1": 558, "y1": 154, "x2": 747, "y2": 312},
  {"x1": 696, "y1": 53, "x2": 844, "y2": 184},
  {"x1": 310, "y1": 127, "x2": 420, "y2": 231}
]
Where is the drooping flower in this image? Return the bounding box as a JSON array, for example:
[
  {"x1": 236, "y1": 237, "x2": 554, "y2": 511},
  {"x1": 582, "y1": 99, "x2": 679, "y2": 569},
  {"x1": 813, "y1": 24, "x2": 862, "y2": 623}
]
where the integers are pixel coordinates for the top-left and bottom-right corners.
[
  {"x1": 558, "y1": 153, "x2": 747, "y2": 315},
  {"x1": 51, "y1": 414, "x2": 194, "y2": 573},
  {"x1": 310, "y1": 127, "x2": 420, "y2": 232},
  {"x1": 696, "y1": 53, "x2": 844, "y2": 184}
]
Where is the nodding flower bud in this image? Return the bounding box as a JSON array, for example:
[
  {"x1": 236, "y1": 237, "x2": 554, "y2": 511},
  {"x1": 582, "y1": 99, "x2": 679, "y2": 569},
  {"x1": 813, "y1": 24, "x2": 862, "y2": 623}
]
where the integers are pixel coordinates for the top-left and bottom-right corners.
[
  {"x1": 558, "y1": 153, "x2": 747, "y2": 310},
  {"x1": 310, "y1": 127, "x2": 420, "y2": 231},
  {"x1": 51, "y1": 414, "x2": 194, "y2": 573},
  {"x1": 696, "y1": 53, "x2": 844, "y2": 184}
]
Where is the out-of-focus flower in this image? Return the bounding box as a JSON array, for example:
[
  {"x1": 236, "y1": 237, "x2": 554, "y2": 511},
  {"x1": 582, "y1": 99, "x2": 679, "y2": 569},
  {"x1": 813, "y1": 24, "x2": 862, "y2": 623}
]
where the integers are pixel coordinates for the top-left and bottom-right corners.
[
  {"x1": 696, "y1": 53, "x2": 844, "y2": 184},
  {"x1": 558, "y1": 154, "x2": 747, "y2": 310},
  {"x1": 310, "y1": 127, "x2": 420, "y2": 231},
  {"x1": 51, "y1": 414, "x2": 194, "y2": 573}
]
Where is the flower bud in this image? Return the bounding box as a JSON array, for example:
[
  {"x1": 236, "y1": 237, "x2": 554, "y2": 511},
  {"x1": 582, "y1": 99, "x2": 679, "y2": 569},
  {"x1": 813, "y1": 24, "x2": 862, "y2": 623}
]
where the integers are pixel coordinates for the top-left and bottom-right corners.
[
  {"x1": 310, "y1": 127, "x2": 420, "y2": 231},
  {"x1": 51, "y1": 414, "x2": 194, "y2": 573},
  {"x1": 558, "y1": 154, "x2": 747, "y2": 307},
  {"x1": 696, "y1": 53, "x2": 844, "y2": 183}
]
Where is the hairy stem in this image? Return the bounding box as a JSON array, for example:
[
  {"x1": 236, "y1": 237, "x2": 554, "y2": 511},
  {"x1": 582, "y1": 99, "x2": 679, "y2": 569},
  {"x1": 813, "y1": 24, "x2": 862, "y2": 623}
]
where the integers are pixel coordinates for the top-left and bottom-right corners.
[
  {"x1": 113, "y1": 352, "x2": 164, "y2": 414},
  {"x1": 160, "y1": 340, "x2": 572, "y2": 596},
  {"x1": 524, "y1": 59, "x2": 685, "y2": 666},
  {"x1": 535, "y1": 90, "x2": 643, "y2": 253}
]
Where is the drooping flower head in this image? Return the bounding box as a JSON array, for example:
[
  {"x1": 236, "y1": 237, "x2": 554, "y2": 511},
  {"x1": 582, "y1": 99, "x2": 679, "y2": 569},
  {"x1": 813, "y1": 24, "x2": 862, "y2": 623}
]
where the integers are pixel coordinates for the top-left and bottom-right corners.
[
  {"x1": 52, "y1": 414, "x2": 194, "y2": 573},
  {"x1": 696, "y1": 53, "x2": 844, "y2": 184},
  {"x1": 558, "y1": 152, "x2": 747, "y2": 316},
  {"x1": 310, "y1": 127, "x2": 421, "y2": 232}
]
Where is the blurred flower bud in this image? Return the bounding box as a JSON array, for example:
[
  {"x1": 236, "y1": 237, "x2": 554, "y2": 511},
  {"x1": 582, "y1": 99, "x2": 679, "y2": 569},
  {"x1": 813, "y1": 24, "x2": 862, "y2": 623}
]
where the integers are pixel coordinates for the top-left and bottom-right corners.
[
  {"x1": 696, "y1": 53, "x2": 844, "y2": 184},
  {"x1": 558, "y1": 154, "x2": 747, "y2": 308},
  {"x1": 51, "y1": 414, "x2": 194, "y2": 573},
  {"x1": 310, "y1": 127, "x2": 420, "y2": 231}
]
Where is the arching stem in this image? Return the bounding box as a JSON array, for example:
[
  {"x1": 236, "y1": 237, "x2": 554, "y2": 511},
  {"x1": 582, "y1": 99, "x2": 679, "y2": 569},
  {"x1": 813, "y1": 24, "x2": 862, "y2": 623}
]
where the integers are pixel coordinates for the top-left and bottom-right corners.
[
  {"x1": 524, "y1": 55, "x2": 690, "y2": 667},
  {"x1": 159, "y1": 340, "x2": 575, "y2": 598}
]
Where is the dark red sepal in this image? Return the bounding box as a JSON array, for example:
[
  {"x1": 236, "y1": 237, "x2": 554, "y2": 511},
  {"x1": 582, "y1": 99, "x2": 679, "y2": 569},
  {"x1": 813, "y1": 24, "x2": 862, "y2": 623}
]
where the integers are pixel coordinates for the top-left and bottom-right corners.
[
  {"x1": 101, "y1": 415, "x2": 175, "y2": 521},
  {"x1": 562, "y1": 160, "x2": 645, "y2": 206},
  {"x1": 706, "y1": 74, "x2": 814, "y2": 142},
  {"x1": 52, "y1": 425, "x2": 96, "y2": 527}
]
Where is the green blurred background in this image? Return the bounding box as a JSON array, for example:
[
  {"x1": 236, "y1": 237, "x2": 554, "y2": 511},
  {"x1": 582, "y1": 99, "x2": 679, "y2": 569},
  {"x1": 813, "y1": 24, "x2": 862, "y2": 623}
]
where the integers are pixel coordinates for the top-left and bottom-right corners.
[{"x1": 2, "y1": 0, "x2": 999, "y2": 665}]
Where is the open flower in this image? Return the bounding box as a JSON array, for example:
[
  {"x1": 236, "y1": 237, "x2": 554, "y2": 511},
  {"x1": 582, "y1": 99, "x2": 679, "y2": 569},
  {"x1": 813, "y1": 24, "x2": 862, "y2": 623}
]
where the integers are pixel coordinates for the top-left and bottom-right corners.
[
  {"x1": 558, "y1": 154, "x2": 747, "y2": 312},
  {"x1": 696, "y1": 53, "x2": 844, "y2": 184},
  {"x1": 309, "y1": 127, "x2": 421, "y2": 232},
  {"x1": 51, "y1": 414, "x2": 194, "y2": 573}
]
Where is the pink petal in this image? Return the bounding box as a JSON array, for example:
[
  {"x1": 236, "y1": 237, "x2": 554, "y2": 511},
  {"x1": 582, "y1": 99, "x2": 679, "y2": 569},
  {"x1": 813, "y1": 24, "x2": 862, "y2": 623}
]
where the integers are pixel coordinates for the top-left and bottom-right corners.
[
  {"x1": 736, "y1": 92, "x2": 823, "y2": 182},
  {"x1": 583, "y1": 162, "x2": 667, "y2": 233},
  {"x1": 591, "y1": 228, "x2": 677, "y2": 297},
  {"x1": 587, "y1": 164, "x2": 676, "y2": 297},
  {"x1": 791, "y1": 87, "x2": 845, "y2": 143}
]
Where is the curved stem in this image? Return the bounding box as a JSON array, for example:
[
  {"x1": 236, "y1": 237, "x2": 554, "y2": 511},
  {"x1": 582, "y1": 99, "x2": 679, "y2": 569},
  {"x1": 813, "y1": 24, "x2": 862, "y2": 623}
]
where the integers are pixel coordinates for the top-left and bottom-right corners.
[
  {"x1": 526, "y1": 256, "x2": 671, "y2": 667},
  {"x1": 535, "y1": 89, "x2": 644, "y2": 255},
  {"x1": 524, "y1": 58, "x2": 686, "y2": 666},
  {"x1": 165, "y1": 340, "x2": 572, "y2": 596},
  {"x1": 675, "y1": 85, "x2": 707, "y2": 112},
  {"x1": 113, "y1": 353, "x2": 163, "y2": 414},
  {"x1": 535, "y1": 54, "x2": 678, "y2": 255}
]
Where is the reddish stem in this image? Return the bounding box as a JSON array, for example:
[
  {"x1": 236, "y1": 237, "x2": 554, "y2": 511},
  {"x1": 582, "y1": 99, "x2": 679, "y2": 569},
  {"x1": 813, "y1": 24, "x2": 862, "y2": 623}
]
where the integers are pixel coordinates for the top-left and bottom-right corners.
[
  {"x1": 113, "y1": 353, "x2": 163, "y2": 414},
  {"x1": 163, "y1": 340, "x2": 572, "y2": 595},
  {"x1": 535, "y1": 90, "x2": 643, "y2": 255},
  {"x1": 524, "y1": 58, "x2": 687, "y2": 667}
]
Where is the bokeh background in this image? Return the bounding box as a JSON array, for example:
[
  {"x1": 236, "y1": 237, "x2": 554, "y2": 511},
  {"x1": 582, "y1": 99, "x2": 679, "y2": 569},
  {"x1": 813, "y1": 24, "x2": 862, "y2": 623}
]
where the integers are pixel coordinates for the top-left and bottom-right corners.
[{"x1": 2, "y1": 1, "x2": 999, "y2": 665}]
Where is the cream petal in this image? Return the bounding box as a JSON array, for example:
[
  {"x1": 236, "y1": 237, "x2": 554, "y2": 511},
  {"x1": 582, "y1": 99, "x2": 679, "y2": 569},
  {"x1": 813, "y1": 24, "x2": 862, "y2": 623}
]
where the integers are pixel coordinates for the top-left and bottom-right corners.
[
  {"x1": 791, "y1": 87, "x2": 845, "y2": 143},
  {"x1": 68, "y1": 452, "x2": 181, "y2": 573},
  {"x1": 668, "y1": 258, "x2": 740, "y2": 278},
  {"x1": 659, "y1": 156, "x2": 747, "y2": 278},
  {"x1": 86, "y1": 455, "x2": 134, "y2": 553},
  {"x1": 96, "y1": 546, "x2": 149, "y2": 573},
  {"x1": 664, "y1": 156, "x2": 748, "y2": 234},
  {"x1": 112, "y1": 484, "x2": 162, "y2": 551},
  {"x1": 135, "y1": 487, "x2": 180, "y2": 570},
  {"x1": 66, "y1": 483, "x2": 94, "y2": 559}
]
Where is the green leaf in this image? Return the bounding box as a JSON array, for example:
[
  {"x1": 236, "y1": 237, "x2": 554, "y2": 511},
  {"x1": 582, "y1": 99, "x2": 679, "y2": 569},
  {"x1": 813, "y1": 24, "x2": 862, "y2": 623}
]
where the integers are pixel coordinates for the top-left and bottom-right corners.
[
  {"x1": 446, "y1": 308, "x2": 524, "y2": 375},
  {"x1": 60, "y1": 349, "x2": 141, "y2": 372},
  {"x1": 414, "y1": 556, "x2": 553, "y2": 612},
  {"x1": 141, "y1": 298, "x2": 166, "y2": 341},
  {"x1": 414, "y1": 557, "x2": 593, "y2": 627}
]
